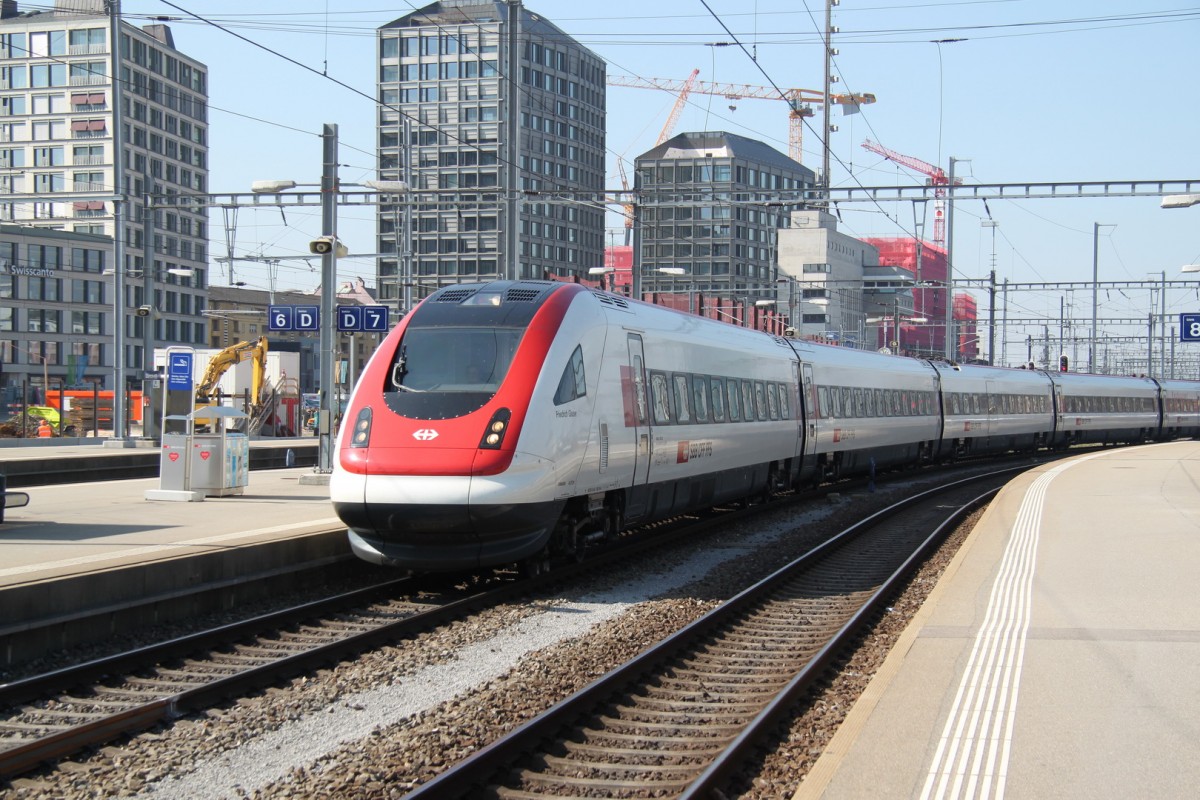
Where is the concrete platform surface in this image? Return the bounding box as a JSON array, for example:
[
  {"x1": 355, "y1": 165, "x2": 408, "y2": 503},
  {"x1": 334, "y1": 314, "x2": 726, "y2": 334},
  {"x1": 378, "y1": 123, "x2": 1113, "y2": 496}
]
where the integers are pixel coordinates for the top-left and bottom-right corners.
[
  {"x1": 797, "y1": 441, "x2": 1200, "y2": 799},
  {"x1": 0, "y1": 467, "x2": 340, "y2": 593}
]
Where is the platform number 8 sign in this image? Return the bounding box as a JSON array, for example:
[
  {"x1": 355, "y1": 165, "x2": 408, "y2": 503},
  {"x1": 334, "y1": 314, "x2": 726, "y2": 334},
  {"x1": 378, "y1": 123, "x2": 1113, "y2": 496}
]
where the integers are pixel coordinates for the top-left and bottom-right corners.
[{"x1": 1181, "y1": 313, "x2": 1200, "y2": 342}]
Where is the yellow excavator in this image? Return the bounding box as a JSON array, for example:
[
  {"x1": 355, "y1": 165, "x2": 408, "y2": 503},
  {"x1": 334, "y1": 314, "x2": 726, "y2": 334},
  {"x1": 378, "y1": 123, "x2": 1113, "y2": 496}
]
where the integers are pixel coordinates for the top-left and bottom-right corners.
[{"x1": 194, "y1": 336, "x2": 269, "y2": 428}]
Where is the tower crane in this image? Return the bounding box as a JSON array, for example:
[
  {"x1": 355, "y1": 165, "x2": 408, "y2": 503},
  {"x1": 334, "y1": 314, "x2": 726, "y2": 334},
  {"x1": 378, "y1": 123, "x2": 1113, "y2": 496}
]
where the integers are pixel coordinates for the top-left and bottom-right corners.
[
  {"x1": 614, "y1": 69, "x2": 700, "y2": 245},
  {"x1": 609, "y1": 73, "x2": 876, "y2": 164},
  {"x1": 861, "y1": 138, "x2": 960, "y2": 249}
]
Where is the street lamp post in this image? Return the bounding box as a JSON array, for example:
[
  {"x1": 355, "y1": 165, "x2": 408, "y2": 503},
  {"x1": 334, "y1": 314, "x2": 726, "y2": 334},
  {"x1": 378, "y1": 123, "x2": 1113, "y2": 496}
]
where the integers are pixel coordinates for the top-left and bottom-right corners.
[
  {"x1": 587, "y1": 266, "x2": 615, "y2": 292},
  {"x1": 1090, "y1": 222, "x2": 1116, "y2": 373},
  {"x1": 252, "y1": 124, "x2": 408, "y2": 479},
  {"x1": 944, "y1": 156, "x2": 968, "y2": 360}
]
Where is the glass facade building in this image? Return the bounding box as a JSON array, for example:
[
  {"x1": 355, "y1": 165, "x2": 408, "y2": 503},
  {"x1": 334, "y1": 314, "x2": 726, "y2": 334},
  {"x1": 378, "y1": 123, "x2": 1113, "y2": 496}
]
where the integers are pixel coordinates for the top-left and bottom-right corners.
[
  {"x1": 376, "y1": 1, "x2": 606, "y2": 308},
  {"x1": 633, "y1": 131, "x2": 814, "y2": 300}
]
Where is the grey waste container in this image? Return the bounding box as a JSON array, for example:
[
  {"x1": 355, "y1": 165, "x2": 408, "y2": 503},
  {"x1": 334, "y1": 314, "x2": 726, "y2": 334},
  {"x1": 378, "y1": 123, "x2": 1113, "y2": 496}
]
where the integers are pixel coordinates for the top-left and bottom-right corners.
[{"x1": 187, "y1": 407, "x2": 250, "y2": 497}]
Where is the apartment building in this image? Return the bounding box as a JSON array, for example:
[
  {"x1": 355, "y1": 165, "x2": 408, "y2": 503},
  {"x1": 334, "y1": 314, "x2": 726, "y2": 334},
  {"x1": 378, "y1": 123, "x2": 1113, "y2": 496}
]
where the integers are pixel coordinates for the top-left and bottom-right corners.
[{"x1": 0, "y1": 0, "x2": 210, "y2": 387}]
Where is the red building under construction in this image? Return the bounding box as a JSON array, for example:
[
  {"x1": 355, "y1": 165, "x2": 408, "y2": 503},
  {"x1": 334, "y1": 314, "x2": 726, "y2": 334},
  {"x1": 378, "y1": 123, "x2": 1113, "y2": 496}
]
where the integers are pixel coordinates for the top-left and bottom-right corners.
[{"x1": 861, "y1": 238, "x2": 979, "y2": 361}]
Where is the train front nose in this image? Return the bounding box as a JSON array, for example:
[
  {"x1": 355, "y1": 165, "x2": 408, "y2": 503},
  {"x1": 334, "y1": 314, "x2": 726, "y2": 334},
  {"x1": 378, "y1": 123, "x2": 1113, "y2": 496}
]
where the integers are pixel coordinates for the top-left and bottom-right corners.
[{"x1": 333, "y1": 459, "x2": 560, "y2": 571}]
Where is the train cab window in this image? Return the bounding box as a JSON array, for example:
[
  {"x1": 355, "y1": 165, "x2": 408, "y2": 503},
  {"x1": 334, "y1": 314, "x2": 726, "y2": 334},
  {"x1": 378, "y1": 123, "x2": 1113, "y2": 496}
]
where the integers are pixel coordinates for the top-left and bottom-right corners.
[
  {"x1": 727, "y1": 380, "x2": 742, "y2": 421},
  {"x1": 650, "y1": 372, "x2": 672, "y2": 424},
  {"x1": 767, "y1": 384, "x2": 780, "y2": 420},
  {"x1": 553, "y1": 345, "x2": 587, "y2": 405},
  {"x1": 385, "y1": 324, "x2": 523, "y2": 420},
  {"x1": 778, "y1": 385, "x2": 790, "y2": 419},
  {"x1": 672, "y1": 374, "x2": 692, "y2": 423},
  {"x1": 710, "y1": 377, "x2": 726, "y2": 422},
  {"x1": 692, "y1": 376, "x2": 710, "y2": 423}
]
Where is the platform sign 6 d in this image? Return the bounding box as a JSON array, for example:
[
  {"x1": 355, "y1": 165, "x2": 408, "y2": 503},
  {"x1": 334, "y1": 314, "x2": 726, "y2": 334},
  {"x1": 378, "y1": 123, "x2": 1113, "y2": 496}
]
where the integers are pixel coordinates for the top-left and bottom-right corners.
[
  {"x1": 337, "y1": 304, "x2": 390, "y2": 332},
  {"x1": 1181, "y1": 313, "x2": 1200, "y2": 342},
  {"x1": 268, "y1": 305, "x2": 320, "y2": 332}
]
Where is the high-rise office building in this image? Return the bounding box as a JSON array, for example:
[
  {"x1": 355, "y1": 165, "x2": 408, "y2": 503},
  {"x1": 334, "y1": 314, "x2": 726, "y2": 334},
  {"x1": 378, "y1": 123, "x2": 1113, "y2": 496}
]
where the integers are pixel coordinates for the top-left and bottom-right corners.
[
  {"x1": 376, "y1": 0, "x2": 606, "y2": 309},
  {"x1": 634, "y1": 131, "x2": 814, "y2": 301},
  {"x1": 0, "y1": 0, "x2": 209, "y2": 389}
]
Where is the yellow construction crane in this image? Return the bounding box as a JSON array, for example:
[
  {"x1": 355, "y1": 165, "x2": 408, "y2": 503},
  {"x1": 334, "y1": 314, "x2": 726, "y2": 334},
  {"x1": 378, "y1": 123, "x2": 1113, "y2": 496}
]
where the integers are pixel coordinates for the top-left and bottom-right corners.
[{"x1": 608, "y1": 73, "x2": 876, "y2": 165}]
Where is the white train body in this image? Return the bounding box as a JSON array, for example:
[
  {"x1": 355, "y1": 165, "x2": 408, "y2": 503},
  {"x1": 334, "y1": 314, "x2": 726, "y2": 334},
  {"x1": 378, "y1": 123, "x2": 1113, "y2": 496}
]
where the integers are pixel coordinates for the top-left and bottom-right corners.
[{"x1": 331, "y1": 280, "x2": 1197, "y2": 572}]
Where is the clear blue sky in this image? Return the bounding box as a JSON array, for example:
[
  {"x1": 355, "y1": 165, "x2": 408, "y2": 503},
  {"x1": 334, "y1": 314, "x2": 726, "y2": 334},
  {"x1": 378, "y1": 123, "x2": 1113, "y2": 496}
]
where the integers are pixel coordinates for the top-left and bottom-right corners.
[{"x1": 117, "y1": 1, "x2": 1200, "y2": 363}]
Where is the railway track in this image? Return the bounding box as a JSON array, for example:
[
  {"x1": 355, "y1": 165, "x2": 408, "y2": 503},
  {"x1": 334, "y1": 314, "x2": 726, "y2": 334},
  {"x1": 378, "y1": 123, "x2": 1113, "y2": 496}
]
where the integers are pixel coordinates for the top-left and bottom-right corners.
[
  {"x1": 0, "y1": 574, "x2": 485, "y2": 780},
  {"x1": 404, "y1": 469, "x2": 1016, "y2": 799},
  {"x1": 0, "y1": 458, "x2": 1038, "y2": 786},
  {"x1": 0, "y1": 487, "x2": 787, "y2": 783}
]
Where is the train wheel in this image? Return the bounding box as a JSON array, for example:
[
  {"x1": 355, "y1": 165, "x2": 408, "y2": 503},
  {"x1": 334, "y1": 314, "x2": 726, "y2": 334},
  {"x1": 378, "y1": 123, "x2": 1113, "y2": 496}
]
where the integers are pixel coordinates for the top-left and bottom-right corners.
[{"x1": 519, "y1": 548, "x2": 551, "y2": 579}]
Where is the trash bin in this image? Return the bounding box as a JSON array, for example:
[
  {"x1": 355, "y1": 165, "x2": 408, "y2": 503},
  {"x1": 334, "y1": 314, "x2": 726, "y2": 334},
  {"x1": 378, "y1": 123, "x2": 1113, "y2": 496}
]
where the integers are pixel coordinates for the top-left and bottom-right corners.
[
  {"x1": 187, "y1": 406, "x2": 249, "y2": 497},
  {"x1": 146, "y1": 407, "x2": 249, "y2": 501},
  {"x1": 159, "y1": 431, "x2": 191, "y2": 491}
]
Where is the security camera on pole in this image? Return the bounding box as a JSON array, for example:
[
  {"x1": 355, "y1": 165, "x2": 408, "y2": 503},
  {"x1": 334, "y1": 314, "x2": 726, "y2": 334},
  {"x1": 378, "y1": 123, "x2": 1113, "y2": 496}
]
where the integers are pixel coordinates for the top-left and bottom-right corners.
[{"x1": 302, "y1": 124, "x2": 340, "y2": 483}]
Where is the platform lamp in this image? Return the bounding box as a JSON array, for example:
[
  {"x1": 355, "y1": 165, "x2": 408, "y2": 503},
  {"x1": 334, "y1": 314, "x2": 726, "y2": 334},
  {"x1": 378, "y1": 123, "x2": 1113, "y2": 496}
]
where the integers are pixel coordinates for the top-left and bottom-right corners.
[{"x1": 587, "y1": 266, "x2": 615, "y2": 292}]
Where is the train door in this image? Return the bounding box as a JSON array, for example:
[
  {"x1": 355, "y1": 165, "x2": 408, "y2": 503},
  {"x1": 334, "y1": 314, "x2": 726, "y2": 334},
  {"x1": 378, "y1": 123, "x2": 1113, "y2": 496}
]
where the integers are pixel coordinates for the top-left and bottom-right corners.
[
  {"x1": 801, "y1": 363, "x2": 817, "y2": 454},
  {"x1": 625, "y1": 333, "x2": 652, "y2": 519}
]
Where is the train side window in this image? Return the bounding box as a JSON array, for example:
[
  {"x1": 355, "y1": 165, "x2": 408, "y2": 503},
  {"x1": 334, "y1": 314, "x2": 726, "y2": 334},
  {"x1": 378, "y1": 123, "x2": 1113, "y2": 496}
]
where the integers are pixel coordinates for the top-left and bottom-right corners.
[
  {"x1": 863, "y1": 387, "x2": 875, "y2": 417},
  {"x1": 817, "y1": 386, "x2": 829, "y2": 418},
  {"x1": 890, "y1": 390, "x2": 901, "y2": 416},
  {"x1": 650, "y1": 372, "x2": 672, "y2": 424},
  {"x1": 829, "y1": 386, "x2": 843, "y2": 418},
  {"x1": 767, "y1": 384, "x2": 780, "y2": 420},
  {"x1": 553, "y1": 345, "x2": 587, "y2": 405},
  {"x1": 710, "y1": 377, "x2": 726, "y2": 422},
  {"x1": 841, "y1": 387, "x2": 854, "y2": 418},
  {"x1": 778, "y1": 384, "x2": 790, "y2": 419},
  {"x1": 727, "y1": 379, "x2": 742, "y2": 421},
  {"x1": 743, "y1": 381, "x2": 759, "y2": 421},
  {"x1": 692, "y1": 375, "x2": 710, "y2": 423},
  {"x1": 672, "y1": 374, "x2": 692, "y2": 423},
  {"x1": 852, "y1": 387, "x2": 864, "y2": 418},
  {"x1": 873, "y1": 389, "x2": 884, "y2": 416}
]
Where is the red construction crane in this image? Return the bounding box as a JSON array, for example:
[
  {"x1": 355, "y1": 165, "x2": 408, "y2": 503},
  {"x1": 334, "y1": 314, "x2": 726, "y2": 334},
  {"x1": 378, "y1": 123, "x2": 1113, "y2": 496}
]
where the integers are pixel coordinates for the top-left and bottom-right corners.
[
  {"x1": 609, "y1": 73, "x2": 876, "y2": 164},
  {"x1": 861, "y1": 138, "x2": 960, "y2": 249}
]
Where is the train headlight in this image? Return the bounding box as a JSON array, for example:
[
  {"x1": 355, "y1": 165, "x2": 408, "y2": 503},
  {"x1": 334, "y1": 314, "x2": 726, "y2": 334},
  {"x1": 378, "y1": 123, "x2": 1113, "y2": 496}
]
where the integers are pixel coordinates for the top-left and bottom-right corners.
[
  {"x1": 350, "y1": 407, "x2": 372, "y2": 448},
  {"x1": 480, "y1": 408, "x2": 512, "y2": 449}
]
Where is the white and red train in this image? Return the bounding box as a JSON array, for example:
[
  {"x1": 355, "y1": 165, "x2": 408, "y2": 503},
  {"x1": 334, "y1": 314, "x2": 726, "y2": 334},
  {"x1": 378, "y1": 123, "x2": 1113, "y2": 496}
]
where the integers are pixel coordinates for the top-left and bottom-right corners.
[{"x1": 331, "y1": 280, "x2": 1200, "y2": 573}]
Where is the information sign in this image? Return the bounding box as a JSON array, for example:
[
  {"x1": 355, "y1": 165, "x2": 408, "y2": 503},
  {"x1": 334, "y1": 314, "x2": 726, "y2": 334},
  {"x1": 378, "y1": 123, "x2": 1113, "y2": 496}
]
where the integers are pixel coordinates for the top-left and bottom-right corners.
[
  {"x1": 1181, "y1": 313, "x2": 1200, "y2": 342},
  {"x1": 268, "y1": 304, "x2": 320, "y2": 332},
  {"x1": 166, "y1": 350, "x2": 193, "y2": 391},
  {"x1": 337, "y1": 304, "x2": 390, "y2": 332}
]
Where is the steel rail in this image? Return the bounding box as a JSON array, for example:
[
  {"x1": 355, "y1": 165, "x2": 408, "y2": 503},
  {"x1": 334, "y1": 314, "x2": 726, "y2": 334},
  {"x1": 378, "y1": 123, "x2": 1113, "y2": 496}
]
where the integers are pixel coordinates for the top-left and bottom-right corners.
[{"x1": 402, "y1": 468, "x2": 1019, "y2": 798}]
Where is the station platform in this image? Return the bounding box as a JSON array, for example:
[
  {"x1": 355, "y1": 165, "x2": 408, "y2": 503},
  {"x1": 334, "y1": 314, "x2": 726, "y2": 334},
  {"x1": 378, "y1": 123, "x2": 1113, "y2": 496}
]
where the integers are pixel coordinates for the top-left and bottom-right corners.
[
  {"x1": 0, "y1": 464, "x2": 351, "y2": 667},
  {"x1": 0, "y1": 436, "x2": 318, "y2": 486},
  {"x1": 796, "y1": 440, "x2": 1200, "y2": 799}
]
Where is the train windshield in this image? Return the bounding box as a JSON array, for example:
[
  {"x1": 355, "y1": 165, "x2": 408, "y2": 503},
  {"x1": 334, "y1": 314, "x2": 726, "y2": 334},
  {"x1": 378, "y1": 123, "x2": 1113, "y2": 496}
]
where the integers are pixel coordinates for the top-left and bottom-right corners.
[{"x1": 385, "y1": 325, "x2": 524, "y2": 419}]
